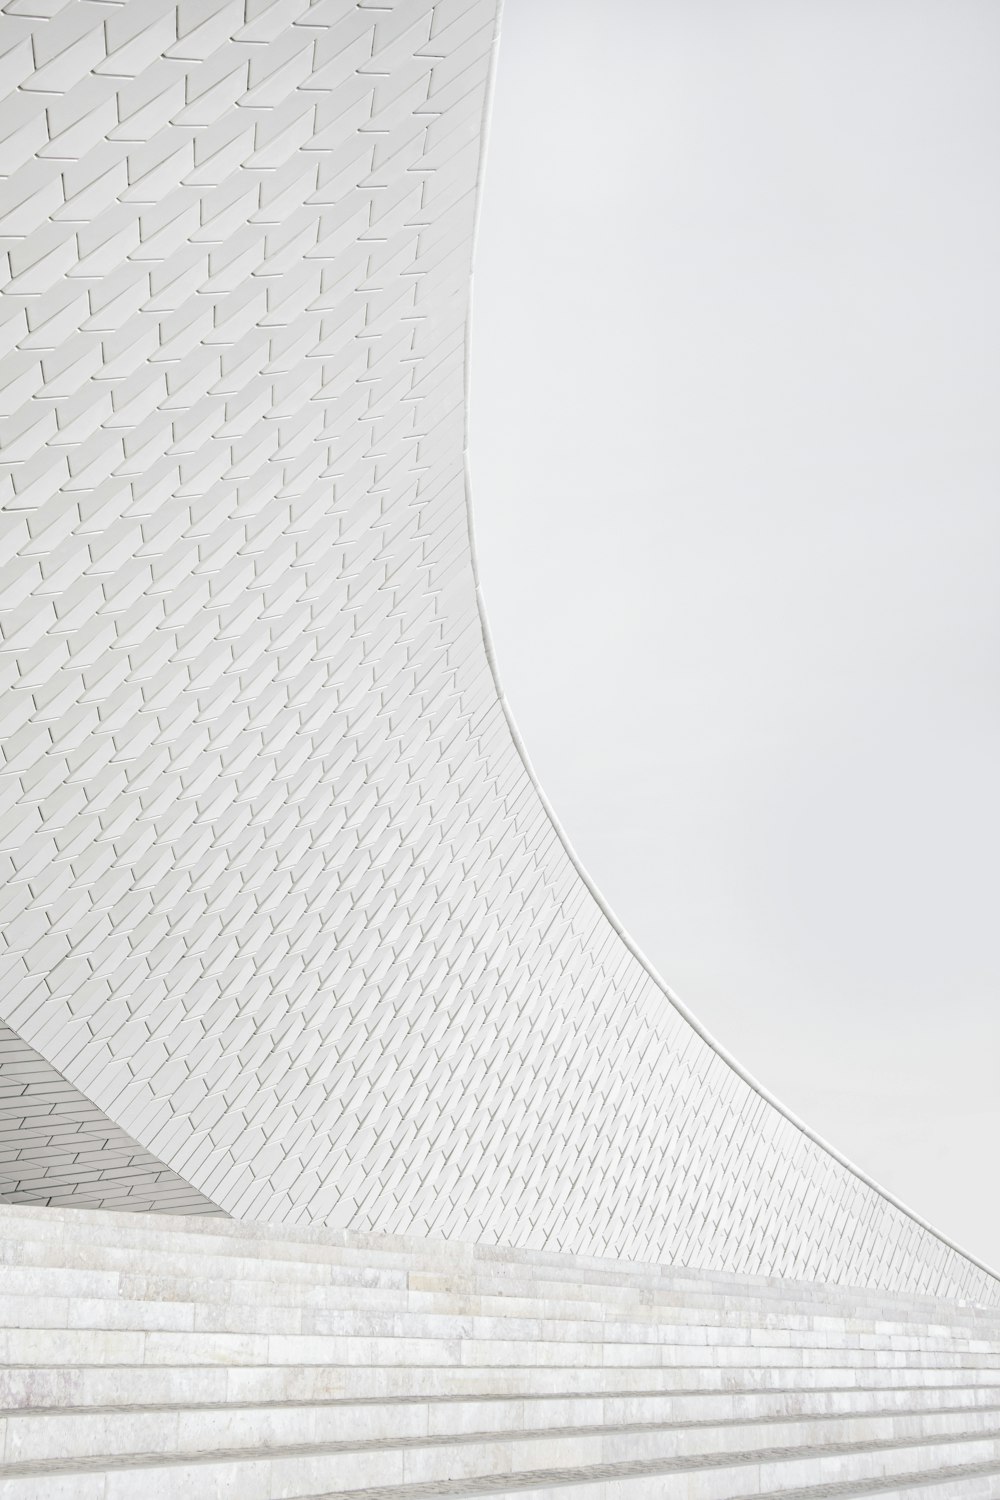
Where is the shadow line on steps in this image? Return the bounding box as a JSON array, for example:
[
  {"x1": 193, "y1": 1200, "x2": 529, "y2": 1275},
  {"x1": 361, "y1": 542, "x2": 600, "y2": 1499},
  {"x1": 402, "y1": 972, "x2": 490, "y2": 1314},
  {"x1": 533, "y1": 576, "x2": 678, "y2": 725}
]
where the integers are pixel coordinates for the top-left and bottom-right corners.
[
  {"x1": 4, "y1": 1383, "x2": 995, "y2": 1419},
  {"x1": 3, "y1": 1420, "x2": 1000, "y2": 1481}
]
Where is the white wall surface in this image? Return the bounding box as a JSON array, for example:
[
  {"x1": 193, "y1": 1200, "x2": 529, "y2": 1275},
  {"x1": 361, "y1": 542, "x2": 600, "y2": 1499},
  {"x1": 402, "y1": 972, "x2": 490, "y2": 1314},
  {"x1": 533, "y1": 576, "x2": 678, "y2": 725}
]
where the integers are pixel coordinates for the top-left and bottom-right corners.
[{"x1": 0, "y1": 0, "x2": 996, "y2": 1299}]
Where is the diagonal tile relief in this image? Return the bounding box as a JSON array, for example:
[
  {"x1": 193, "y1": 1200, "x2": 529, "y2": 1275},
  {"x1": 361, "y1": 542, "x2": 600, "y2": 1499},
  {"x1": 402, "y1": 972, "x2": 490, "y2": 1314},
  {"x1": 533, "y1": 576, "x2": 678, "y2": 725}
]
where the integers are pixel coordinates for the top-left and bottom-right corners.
[
  {"x1": 0, "y1": 1022, "x2": 222, "y2": 1215},
  {"x1": 0, "y1": 0, "x2": 995, "y2": 1302}
]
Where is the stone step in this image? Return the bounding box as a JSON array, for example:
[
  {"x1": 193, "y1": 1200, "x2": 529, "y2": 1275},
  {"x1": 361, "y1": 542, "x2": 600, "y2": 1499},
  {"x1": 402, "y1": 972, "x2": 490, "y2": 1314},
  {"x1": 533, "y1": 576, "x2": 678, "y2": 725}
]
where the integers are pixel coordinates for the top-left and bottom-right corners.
[
  {"x1": 2, "y1": 1240, "x2": 996, "y2": 1359},
  {"x1": 270, "y1": 1464, "x2": 1000, "y2": 1500},
  {"x1": 411, "y1": 1267, "x2": 1000, "y2": 1335},
  {"x1": 0, "y1": 1236, "x2": 414, "y2": 1293},
  {"x1": 115, "y1": 1278, "x2": 1000, "y2": 1341},
  {"x1": 0, "y1": 1287, "x2": 992, "y2": 1358},
  {"x1": 296, "y1": 1455, "x2": 1000, "y2": 1500},
  {"x1": 5, "y1": 1364, "x2": 1000, "y2": 1413},
  {"x1": 0, "y1": 1264, "x2": 990, "y2": 1348},
  {"x1": 3, "y1": 1386, "x2": 1000, "y2": 1467},
  {"x1": 765, "y1": 1469, "x2": 1000, "y2": 1500},
  {"x1": 0, "y1": 1206, "x2": 994, "y2": 1497},
  {"x1": 472, "y1": 1251, "x2": 995, "y2": 1315},
  {"x1": 2, "y1": 1418, "x2": 1000, "y2": 1500},
  {"x1": 0, "y1": 1205, "x2": 993, "y2": 1327},
  {"x1": 3, "y1": 1224, "x2": 995, "y2": 1344},
  {"x1": 4, "y1": 1320, "x2": 1000, "y2": 1371},
  {"x1": 406, "y1": 1268, "x2": 1000, "y2": 1330},
  {"x1": 7, "y1": 1374, "x2": 1000, "y2": 1458},
  {"x1": 3, "y1": 1254, "x2": 995, "y2": 1362}
]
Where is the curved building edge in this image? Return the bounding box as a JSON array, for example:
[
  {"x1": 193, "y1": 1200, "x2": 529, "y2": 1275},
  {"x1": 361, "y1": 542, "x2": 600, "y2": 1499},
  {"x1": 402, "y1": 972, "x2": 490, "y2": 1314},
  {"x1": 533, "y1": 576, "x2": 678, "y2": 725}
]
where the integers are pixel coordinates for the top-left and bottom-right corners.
[
  {"x1": 0, "y1": 0, "x2": 994, "y2": 1305},
  {"x1": 460, "y1": 0, "x2": 998, "y2": 1295}
]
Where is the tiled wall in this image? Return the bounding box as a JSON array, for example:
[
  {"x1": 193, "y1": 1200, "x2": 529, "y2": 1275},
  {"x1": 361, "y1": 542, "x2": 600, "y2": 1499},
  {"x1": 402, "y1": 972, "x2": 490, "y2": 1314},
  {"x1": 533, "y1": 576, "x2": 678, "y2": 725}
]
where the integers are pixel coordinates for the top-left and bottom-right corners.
[
  {"x1": 0, "y1": 0, "x2": 994, "y2": 1302},
  {"x1": 0, "y1": 1023, "x2": 220, "y2": 1213}
]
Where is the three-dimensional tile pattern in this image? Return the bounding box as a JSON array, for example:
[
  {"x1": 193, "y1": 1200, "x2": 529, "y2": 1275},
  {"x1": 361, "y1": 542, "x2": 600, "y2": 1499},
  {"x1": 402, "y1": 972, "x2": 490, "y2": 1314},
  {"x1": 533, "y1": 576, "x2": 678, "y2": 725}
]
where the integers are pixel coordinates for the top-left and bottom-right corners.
[
  {"x1": 0, "y1": 0, "x2": 995, "y2": 1304},
  {"x1": 0, "y1": 1022, "x2": 221, "y2": 1213}
]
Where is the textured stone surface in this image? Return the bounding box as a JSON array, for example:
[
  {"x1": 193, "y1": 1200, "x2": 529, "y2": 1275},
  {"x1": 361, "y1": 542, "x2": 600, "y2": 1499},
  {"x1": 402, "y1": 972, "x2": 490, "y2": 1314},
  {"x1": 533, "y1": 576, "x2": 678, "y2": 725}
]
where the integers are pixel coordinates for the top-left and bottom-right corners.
[
  {"x1": 1, "y1": 1204, "x2": 1000, "y2": 1497},
  {"x1": 0, "y1": 0, "x2": 995, "y2": 1303}
]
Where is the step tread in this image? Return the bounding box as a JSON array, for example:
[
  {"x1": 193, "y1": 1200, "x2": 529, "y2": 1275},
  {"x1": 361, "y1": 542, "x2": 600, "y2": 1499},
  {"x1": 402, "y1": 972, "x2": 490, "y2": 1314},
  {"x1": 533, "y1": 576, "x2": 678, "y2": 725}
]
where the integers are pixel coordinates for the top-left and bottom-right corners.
[
  {"x1": 294, "y1": 1455, "x2": 1000, "y2": 1500},
  {"x1": 5, "y1": 1245, "x2": 994, "y2": 1336},
  {"x1": 2, "y1": 1206, "x2": 996, "y2": 1494},
  {"x1": 6, "y1": 1384, "x2": 997, "y2": 1420},
  {"x1": 3, "y1": 1414, "x2": 999, "y2": 1479},
  {"x1": 4, "y1": 1307, "x2": 993, "y2": 1351},
  {"x1": 0, "y1": 1283, "x2": 992, "y2": 1344},
  {"x1": 1, "y1": 1206, "x2": 993, "y2": 1319}
]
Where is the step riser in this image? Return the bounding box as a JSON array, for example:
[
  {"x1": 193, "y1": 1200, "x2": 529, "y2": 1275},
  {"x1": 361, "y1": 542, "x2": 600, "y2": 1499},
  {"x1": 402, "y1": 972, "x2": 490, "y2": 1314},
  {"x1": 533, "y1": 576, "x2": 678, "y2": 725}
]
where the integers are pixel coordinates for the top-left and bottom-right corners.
[
  {"x1": 1, "y1": 1209, "x2": 994, "y2": 1323},
  {"x1": 108, "y1": 1281, "x2": 1000, "y2": 1339},
  {"x1": 0, "y1": 1241, "x2": 410, "y2": 1293},
  {"x1": 1, "y1": 1206, "x2": 996, "y2": 1496},
  {"x1": 5, "y1": 1385, "x2": 1000, "y2": 1462},
  {"x1": 3, "y1": 1431, "x2": 1000, "y2": 1500},
  {"x1": 6, "y1": 1364, "x2": 1000, "y2": 1410},
  {"x1": 887, "y1": 1478, "x2": 1000, "y2": 1499},
  {"x1": 1, "y1": 1294, "x2": 992, "y2": 1354},
  {"x1": 408, "y1": 1271, "x2": 1000, "y2": 1328},
  {"x1": 5, "y1": 1326, "x2": 1000, "y2": 1369},
  {"x1": 3, "y1": 1272, "x2": 995, "y2": 1344},
  {"x1": 4, "y1": 1240, "x2": 996, "y2": 1344},
  {"x1": 413, "y1": 1272, "x2": 1000, "y2": 1320},
  {"x1": 0, "y1": 1278, "x2": 991, "y2": 1347},
  {"x1": 3, "y1": 1401, "x2": 1000, "y2": 1467}
]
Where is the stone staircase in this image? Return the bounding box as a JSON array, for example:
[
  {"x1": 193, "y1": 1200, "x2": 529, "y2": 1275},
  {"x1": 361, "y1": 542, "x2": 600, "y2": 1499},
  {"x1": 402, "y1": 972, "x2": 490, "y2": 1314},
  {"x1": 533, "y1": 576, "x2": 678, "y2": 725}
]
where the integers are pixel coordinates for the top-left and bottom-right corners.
[{"x1": 0, "y1": 1205, "x2": 999, "y2": 1498}]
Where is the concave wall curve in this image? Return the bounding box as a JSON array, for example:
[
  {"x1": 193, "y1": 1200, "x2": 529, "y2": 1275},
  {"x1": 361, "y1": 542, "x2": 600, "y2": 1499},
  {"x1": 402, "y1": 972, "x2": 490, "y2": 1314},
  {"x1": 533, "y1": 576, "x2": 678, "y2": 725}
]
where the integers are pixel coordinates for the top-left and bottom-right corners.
[{"x1": 0, "y1": 0, "x2": 994, "y2": 1303}]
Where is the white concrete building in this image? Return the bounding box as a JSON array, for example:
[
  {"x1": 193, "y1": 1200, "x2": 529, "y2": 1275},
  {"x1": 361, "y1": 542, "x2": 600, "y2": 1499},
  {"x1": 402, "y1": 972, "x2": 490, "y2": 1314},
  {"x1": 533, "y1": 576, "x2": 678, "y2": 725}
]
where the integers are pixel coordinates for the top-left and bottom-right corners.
[
  {"x1": 3, "y1": 5, "x2": 1000, "y2": 1493},
  {"x1": 0, "y1": 0, "x2": 994, "y2": 1319}
]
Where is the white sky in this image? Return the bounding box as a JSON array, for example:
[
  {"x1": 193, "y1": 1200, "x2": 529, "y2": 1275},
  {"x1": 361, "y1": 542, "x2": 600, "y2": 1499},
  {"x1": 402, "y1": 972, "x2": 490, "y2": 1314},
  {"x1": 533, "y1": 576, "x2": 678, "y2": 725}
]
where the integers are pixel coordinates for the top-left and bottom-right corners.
[{"x1": 470, "y1": 0, "x2": 1000, "y2": 1269}]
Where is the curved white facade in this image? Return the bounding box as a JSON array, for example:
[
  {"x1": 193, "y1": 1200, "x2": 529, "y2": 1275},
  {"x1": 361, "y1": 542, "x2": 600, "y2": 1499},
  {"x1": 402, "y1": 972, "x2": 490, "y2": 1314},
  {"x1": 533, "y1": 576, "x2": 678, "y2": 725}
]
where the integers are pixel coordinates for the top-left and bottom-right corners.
[{"x1": 0, "y1": 0, "x2": 994, "y2": 1304}]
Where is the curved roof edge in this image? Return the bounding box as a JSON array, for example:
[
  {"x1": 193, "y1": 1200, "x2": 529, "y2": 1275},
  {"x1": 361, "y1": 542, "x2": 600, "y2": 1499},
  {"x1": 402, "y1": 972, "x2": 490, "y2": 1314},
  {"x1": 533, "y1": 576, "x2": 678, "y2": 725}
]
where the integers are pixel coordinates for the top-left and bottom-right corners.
[{"x1": 461, "y1": 0, "x2": 999, "y2": 1294}]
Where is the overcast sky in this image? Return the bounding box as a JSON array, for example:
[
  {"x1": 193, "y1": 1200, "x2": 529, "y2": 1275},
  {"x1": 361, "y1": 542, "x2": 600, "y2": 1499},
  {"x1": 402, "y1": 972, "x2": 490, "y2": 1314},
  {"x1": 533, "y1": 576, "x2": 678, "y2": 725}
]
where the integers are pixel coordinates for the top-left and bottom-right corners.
[{"x1": 470, "y1": 0, "x2": 1000, "y2": 1269}]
